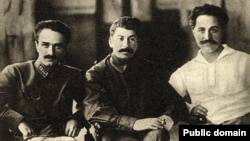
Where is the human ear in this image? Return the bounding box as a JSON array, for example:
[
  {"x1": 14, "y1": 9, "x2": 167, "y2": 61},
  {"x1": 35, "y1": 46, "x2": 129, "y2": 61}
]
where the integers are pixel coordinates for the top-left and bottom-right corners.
[
  {"x1": 108, "y1": 37, "x2": 113, "y2": 49},
  {"x1": 35, "y1": 41, "x2": 39, "y2": 51}
]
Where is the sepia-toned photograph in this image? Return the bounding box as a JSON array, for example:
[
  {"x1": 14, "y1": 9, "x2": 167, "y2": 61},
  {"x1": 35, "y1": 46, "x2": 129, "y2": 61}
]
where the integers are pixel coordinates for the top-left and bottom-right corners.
[{"x1": 1, "y1": 0, "x2": 250, "y2": 141}]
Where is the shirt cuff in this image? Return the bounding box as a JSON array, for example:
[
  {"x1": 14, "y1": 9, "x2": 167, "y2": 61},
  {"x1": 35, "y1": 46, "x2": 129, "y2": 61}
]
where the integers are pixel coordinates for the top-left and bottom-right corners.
[
  {"x1": 117, "y1": 115, "x2": 138, "y2": 131},
  {"x1": 4, "y1": 110, "x2": 24, "y2": 133}
]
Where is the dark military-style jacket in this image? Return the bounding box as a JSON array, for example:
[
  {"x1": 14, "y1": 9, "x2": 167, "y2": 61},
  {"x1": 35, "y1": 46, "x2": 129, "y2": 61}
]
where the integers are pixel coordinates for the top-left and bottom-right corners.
[
  {"x1": 0, "y1": 60, "x2": 86, "y2": 138},
  {"x1": 83, "y1": 55, "x2": 189, "y2": 131}
]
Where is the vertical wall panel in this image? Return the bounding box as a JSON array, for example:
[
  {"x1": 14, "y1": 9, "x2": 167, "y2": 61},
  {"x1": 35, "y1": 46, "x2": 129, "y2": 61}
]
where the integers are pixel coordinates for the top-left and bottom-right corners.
[
  {"x1": 225, "y1": 0, "x2": 250, "y2": 53},
  {"x1": 3, "y1": 0, "x2": 24, "y2": 65},
  {"x1": 0, "y1": 0, "x2": 35, "y2": 71},
  {"x1": 50, "y1": 0, "x2": 96, "y2": 15},
  {"x1": 131, "y1": 0, "x2": 152, "y2": 22},
  {"x1": 22, "y1": 0, "x2": 35, "y2": 61},
  {"x1": 102, "y1": 0, "x2": 123, "y2": 23},
  {"x1": 0, "y1": 1, "x2": 7, "y2": 71}
]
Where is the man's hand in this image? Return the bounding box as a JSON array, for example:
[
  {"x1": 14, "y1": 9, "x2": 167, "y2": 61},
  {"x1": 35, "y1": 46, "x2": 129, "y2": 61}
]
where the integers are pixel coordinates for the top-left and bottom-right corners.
[
  {"x1": 18, "y1": 121, "x2": 34, "y2": 140},
  {"x1": 133, "y1": 118, "x2": 165, "y2": 131},
  {"x1": 65, "y1": 119, "x2": 81, "y2": 137},
  {"x1": 191, "y1": 105, "x2": 208, "y2": 117},
  {"x1": 190, "y1": 105, "x2": 208, "y2": 123},
  {"x1": 158, "y1": 115, "x2": 174, "y2": 131}
]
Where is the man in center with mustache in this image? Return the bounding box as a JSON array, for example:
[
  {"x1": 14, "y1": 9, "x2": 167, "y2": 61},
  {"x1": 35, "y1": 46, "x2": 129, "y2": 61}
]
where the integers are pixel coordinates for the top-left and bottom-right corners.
[{"x1": 83, "y1": 16, "x2": 189, "y2": 141}]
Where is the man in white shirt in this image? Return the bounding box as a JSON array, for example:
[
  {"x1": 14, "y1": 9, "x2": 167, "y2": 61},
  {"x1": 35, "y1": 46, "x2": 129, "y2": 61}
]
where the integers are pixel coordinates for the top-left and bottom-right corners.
[{"x1": 169, "y1": 4, "x2": 250, "y2": 125}]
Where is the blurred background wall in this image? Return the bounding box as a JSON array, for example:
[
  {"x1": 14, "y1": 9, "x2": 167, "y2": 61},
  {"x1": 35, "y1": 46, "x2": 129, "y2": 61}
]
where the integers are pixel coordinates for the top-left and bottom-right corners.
[{"x1": 0, "y1": 0, "x2": 250, "y2": 76}]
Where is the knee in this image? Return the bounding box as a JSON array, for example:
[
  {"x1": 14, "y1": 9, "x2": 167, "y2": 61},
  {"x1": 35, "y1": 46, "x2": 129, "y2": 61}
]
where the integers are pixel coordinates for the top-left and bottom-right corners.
[{"x1": 144, "y1": 129, "x2": 170, "y2": 141}]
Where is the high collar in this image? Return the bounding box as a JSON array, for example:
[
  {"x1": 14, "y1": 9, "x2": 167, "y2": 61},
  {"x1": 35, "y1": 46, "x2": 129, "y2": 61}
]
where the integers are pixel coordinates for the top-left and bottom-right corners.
[
  {"x1": 194, "y1": 44, "x2": 235, "y2": 64},
  {"x1": 109, "y1": 54, "x2": 133, "y2": 73},
  {"x1": 34, "y1": 61, "x2": 61, "y2": 78}
]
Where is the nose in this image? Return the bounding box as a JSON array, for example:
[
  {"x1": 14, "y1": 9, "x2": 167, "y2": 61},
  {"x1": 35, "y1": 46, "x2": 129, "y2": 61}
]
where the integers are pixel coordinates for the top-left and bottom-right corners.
[
  {"x1": 122, "y1": 39, "x2": 129, "y2": 48},
  {"x1": 203, "y1": 30, "x2": 211, "y2": 40},
  {"x1": 47, "y1": 45, "x2": 54, "y2": 55}
]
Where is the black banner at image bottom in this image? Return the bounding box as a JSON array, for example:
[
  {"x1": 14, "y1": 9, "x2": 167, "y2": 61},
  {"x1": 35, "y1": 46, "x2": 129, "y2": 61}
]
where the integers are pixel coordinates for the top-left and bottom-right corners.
[{"x1": 179, "y1": 125, "x2": 249, "y2": 141}]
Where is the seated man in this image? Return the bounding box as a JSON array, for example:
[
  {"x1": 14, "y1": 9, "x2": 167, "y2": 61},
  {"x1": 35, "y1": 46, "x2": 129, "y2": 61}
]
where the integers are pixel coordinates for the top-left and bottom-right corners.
[
  {"x1": 0, "y1": 20, "x2": 88, "y2": 141},
  {"x1": 83, "y1": 16, "x2": 189, "y2": 141},
  {"x1": 169, "y1": 4, "x2": 250, "y2": 125}
]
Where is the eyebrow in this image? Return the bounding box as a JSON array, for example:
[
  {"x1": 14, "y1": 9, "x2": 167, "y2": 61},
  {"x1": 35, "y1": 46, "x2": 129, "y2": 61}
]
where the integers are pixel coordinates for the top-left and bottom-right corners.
[
  {"x1": 210, "y1": 26, "x2": 220, "y2": 29},
  {"x1": 197, "y1": 26, "x2": 220, "y2": 29},
  {"x1": 117, "y1": 35, "x2": 137, "y2": 38},
  {"x1": 40, "y1": 41, "x2": 65, "y2": 46}
]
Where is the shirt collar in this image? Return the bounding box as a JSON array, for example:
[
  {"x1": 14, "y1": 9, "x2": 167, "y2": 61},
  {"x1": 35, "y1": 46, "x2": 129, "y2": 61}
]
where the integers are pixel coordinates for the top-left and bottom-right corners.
[
  {"x1": 34, "y1": 61, "x2": 49, "y2": 77},
  {"x1": 34, "y1": 61, "x2": 62, "y2": 78},
  {"x1": 109, "y1": 55, "x2": 128, "y2": 73},
  {"x1": 194, "y1": 44, "x2": 235, "y2": 63},
  {"x1": 217, "y1": 44, "x2": 235, "y2": 60}
]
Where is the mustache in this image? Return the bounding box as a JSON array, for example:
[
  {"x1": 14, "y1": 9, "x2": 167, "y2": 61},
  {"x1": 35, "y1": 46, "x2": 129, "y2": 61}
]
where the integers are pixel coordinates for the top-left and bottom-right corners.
[
  {"x1": 200, "y1": 39, "x2": 218, "y2": 44},
  {"x1": 118, "y1": 48, "x2": 134, "y2": 53},
  {"x1": 44, "y1": 55, "x2": 57, "y2": 59}
]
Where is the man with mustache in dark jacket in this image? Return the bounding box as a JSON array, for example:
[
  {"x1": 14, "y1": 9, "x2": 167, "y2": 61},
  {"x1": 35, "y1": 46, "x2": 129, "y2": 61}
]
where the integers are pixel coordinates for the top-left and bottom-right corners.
[
  {"x1": 0, "y1": 20, "x2": 88, "y2": 141},
  {"x1": 83, "y1": 16, "x2": 189, "y2": 141}
]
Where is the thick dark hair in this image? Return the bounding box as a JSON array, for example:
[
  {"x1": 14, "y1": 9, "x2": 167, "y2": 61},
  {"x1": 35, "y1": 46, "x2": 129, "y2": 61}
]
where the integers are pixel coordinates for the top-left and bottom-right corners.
[
  {"x1": 34, "y1": 20, "x2": 71, "y2": 44},
  {"x1": 109, "y1": 16, "x2": 141, "y2": 37},
  {"x1": 189, "y1": 4, "x2": 229, "y2": 30}
]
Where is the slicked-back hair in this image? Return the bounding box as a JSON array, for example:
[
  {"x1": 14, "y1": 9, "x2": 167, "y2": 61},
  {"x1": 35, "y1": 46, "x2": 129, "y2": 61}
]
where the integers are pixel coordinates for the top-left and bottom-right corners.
[
  {"x1": 109, "y1": 16, "x2": 141, "y2": 37},
  {"x1": 189, "y1": 4, "x2": 229, "y2": 30},
  {"x1": 34, "y1": 20, "x2": 71, "y2": 44}
]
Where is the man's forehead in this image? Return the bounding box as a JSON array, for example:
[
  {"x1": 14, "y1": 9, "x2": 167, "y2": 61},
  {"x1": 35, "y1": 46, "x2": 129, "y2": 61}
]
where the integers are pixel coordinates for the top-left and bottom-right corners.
[
  {"x1": 113, "y1": 27, "x2": 137, "y2": 36},
  {"x1": 195, "y1": 15, "x2": 220, "y2": 27},
  {"x1": 38, "y1": 29, "x2": 66, "y2": 43},
  {"x1": 196, "y1": 15, "x2": 219, "y2": 23}
]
